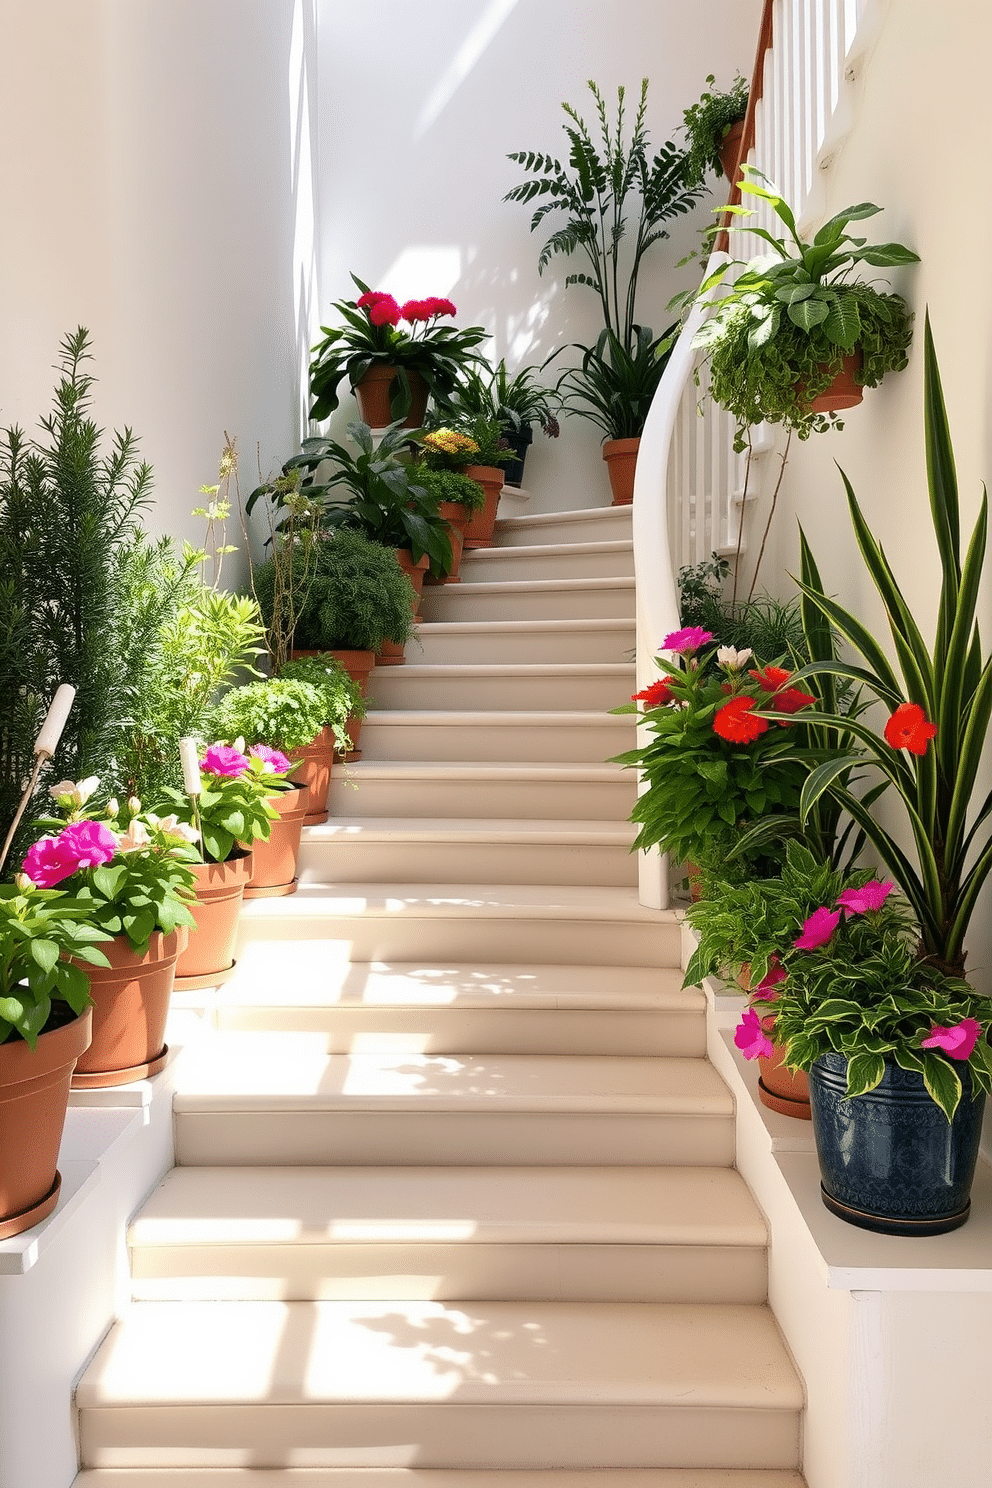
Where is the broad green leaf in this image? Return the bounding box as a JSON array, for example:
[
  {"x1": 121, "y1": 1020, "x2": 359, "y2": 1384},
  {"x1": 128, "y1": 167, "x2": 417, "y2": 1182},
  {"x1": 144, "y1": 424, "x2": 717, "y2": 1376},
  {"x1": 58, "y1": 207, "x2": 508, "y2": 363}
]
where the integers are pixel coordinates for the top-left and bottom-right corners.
[
  {"x1": 787, "y1": 297, "x2": 829, "y2": 331},
  {"x1": 844, "y1": 1051, "x2": 886, "y2": 1098},
  {"x1": 28, "y1": 939, "x2": 60, "y2": 974},
  {"x1": 921, "y1": 1053, "x2": 961, "y2": 1122}
]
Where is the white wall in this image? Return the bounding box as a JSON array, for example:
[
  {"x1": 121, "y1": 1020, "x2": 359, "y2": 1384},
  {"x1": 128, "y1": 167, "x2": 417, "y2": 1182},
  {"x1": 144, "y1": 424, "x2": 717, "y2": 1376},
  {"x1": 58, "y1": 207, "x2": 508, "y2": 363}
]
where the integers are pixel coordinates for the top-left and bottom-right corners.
[
  {"x1": 316, "y1": 0, "x2": 762, "y2": 512},
  {"x1": 0, "y1": 0, "x2": 319, "y2": 554}
]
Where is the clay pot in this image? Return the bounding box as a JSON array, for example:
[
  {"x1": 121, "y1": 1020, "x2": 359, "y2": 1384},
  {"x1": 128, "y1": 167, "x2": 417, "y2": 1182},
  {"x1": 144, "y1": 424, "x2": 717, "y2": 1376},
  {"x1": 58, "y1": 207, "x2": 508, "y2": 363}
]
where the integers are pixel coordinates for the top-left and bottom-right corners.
[
  {"x1": 602, "y1": 438, "x2": 640, "y2": 506},
  {"x1": 394, "y1": 548, "x2": 430, "y2": 618},
  {"x1": 423, "y1": 500, "x2": 471, "y2": 585},
  {"x1": 756, "y1": 1003, "x2": 811, "y2": 1120},
  {"x1": 718, "y1": 118, "x2": 746, "y2": 186},
  {"x1": 174, "y1": 852, "x2": 254, "y2": 990},
  {"x1": 72, "y1": 931, "x2": 185, "y2": 1088},
  {"x1": 802, "y1": 353, "x2": 864, "y2": 413},
  {"x1": 244, "y1": 786, "x2": 307, "y2": 899},
  {"x1": 354, "y1": 366, "x2": 428, "y2": 429},
  {"x1": 460, "y1": 465, "x2": 505, "y2": 548},
  {"x1": 0, "y1": 1008, "x2": 92, "y2": 1238},
  {"x1": 293, "y1": 650, "x2": 374, "y2": 763},
  {"x1": 290, "y1": 725, "x2": 336, "y2": 825}
]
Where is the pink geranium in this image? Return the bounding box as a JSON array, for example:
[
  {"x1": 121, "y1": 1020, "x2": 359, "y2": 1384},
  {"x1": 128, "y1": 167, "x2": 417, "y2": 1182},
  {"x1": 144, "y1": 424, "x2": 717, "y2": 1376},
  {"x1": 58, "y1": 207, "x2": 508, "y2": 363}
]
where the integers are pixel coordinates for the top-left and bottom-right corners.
[
  {"x1": 661, "y1": 626, "x2": 714, "y2": 655},
  {"x1": 794, "y1": 906, "x2": 841, "y2": 950},
  {"x1": 22, "y1": 819, "x2": 117, "y2": 888},
  {"x1": 751, "y1": 964, "x2": 788, "y2": 1000},
  {"x1": 248, "y1": 744, "x2": 293, "y2": 775},
  {"x1": 368, "y1": 296, "x2": 402, "y2": 327},
  {"x1": 921, "y1": 1019, "x2": 982, "y2": 1061},
  {"x1": 836, "y1": 881, "x2": 895, "y2": 914},
  {"x1": 201, "y1": 744, "x2": 250, "y2": 778},
  {"x1": 734, "y1": 1007, "x2": 775, "y2": 1061}
]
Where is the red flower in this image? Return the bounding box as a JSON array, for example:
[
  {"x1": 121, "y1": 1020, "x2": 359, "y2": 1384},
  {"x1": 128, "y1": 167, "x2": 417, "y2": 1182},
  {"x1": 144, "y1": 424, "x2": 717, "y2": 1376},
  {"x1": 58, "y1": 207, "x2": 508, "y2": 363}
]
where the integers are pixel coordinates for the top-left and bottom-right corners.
[
  {"x1": 368, "y1": 296, "x2": 401, "y2": 327},
  {"x1": 400, "y1": 299, "x2": 432, "y2": 323},
  {"x1": 425, "y1": 296, "x2": 456, "y2": 317},
  {"x1": 632, "y1": 679, "x2": 673, "y2": 707},
  {"x1": 356, "y1": 290, "x2": 392, "y2": 309},
  {"x1": 884, "y1": 702, "x2": 937, "y2": 755},
  {"x1": 749, "y1": 665, "x2": 792, "y2": 692},
  {"x1": 770, "y1": 686, "x2": 815, "y2": 716},
  {"x1": 713, "y1": 695, "x2": 769, "y2": 743}
]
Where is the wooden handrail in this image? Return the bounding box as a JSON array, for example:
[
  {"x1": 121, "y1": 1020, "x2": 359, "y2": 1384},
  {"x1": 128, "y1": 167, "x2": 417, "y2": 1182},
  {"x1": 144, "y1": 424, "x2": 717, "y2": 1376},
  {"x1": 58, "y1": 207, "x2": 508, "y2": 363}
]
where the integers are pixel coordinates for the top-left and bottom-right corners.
[{"x1": 714, "y1": 0, "x2": 775, "y2": 253}]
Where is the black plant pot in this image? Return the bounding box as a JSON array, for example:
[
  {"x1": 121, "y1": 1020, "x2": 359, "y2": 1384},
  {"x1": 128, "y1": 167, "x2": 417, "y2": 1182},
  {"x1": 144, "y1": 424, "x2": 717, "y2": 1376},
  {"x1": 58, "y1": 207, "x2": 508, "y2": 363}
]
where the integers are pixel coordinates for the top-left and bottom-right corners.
[
  {"x1": 500, "y1": 421, "x2": 533, "y2": 488},
  {"x1": 809, "y1": 1051, "x2": 986, "y2": 1236}
]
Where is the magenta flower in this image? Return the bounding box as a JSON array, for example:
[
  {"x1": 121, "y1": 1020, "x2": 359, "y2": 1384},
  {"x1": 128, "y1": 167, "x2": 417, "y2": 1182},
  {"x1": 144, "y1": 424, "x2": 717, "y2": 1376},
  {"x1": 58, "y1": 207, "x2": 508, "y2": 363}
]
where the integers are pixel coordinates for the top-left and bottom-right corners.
[
  {"x1": 734, "y1": 1007, "x2": 775, "y2": 1061},
  {"x1": 248, "y1": 744, "x2": 292, "y2": 775},
  {"x1": 921, "y1": 1019, "x2": 982, "y2": 1061},
  {"x1": 368, "y1": 296, "x2": 402, "y2": 327},
  {"x1": 751, "y1": 964, "x2": 788, "y2": 1000},
  {"x1": 661, "y1": 626, "x2": 714, "y2": 655},
  {"x1": 201, "y1": 744, "x2": 250, "y2": 778},
  {"x1": 836, "y1": 881, "x2": 895, "y2": 914},
  {"x1": 794, "y1": 906, "x2": 841, "y2": 950},
  {"x1": 22, "y1": 820, "x2": 117, "y2": 887}
]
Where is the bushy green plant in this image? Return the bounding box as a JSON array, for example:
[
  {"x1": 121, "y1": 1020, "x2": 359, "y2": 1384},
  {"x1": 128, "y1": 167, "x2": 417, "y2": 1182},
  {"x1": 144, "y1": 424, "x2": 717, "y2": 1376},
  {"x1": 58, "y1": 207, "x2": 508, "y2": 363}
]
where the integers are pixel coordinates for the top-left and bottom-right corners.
[
  {"x1": 153, "y1": 742, "x2": 292, "y2": 863},
  {"x1": 277, "y1": 653, "x2": 360, "y2": 749},
  {"x1": 210, "y1": 678, "x2": 329, "y2": 754},
  {"x1": 681, "y1": 73, "x2": 749, "y2": 186},
  {"x1": 558, "y1": 324, "x2": 677, "y2": 440},
  {"x1": 410, "y1": 465, "x2": 486, "y2": 513},
  {"x1": 254, "y1": 528, "x2": 415, "y2": 654},
  {"x1": 678, "y1": 556, "x2": 808, "y2": 665},
  {"x1": 437, "y1": 359, "x2": 561, "y2": 438},
  {"x1": 0, "y1": 884, "x2": 111, "y2": 1045}
]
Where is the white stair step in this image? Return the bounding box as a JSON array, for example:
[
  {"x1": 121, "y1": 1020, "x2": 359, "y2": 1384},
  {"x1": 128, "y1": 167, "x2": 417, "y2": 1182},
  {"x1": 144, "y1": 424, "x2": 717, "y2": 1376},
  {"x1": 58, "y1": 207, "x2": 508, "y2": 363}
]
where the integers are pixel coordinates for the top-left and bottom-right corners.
[
  {"x1": 297, "y1": 819, "x2": 638, "y2": 888},
  {"x1": 328, "y1": 761, "x2": 636, "y2": 822},
  {"x1": 76, "y1": 1299, "x2": 801, "y2": 1469},
  {"x1": 214, "y1": 950, "x2": 704, "y2": 1056},
  {"x1": 74, "y1": 1470, "x2": 806, "y2": 1487},
  {"x1": 358, "y1": 711, "x2": 633, "y2": 763},
  {"x1": 496, "y1": 503, "x2": 633, "y2": 547},
  {"x1": 418, "y1": 576, "x2": 635, "y2": 623},
  {"x1": 172, "y1": 1039, "x2": 735, "y2": 1166},
  {"x1": 370, "y1": 662, "x2": 633, "y2": 712},
  {"x1": 128, "y1": 1164, "x2": 767, "y2": 1303},
  {"x1": 237, "y1": 884, "x2": 680, "y2": 968},
  {"x1": 412, "y1": 619, "x2": 635, "y2": 665},
  {"x1": 458, "y1": 539, "x2": 633, "y2": 583}
]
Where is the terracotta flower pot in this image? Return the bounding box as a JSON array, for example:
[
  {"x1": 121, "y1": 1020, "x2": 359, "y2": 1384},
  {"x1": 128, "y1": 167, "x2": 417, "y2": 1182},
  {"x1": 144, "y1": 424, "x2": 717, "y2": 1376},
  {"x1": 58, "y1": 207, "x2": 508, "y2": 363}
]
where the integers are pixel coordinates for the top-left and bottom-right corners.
[
  {"x1": 460, "y1": 465, "x2": 505, "y2": 548},
  {"x1": 0, "y1": 1008, "x2": 92, "y2": 1238},
  {"x1": 718, "y1": 117, "x2": 746, "y2": 186},
  {"x1": 394, "y1": 547, "x2": 430, "y2": 617},
  {"x1": 290, "y1": 725, "x2": 336, "y2": 825},
  {"x1": 174, "y1": 851, "x2": 254, "y2": 991},
  {"x1": 354, "y1": 366, "x2": 428, "y2": 429},
  {"x1": 756, "y1": 1007, "x2": 811, "y2": 1120},
  {"x1": 72, "y1": 931, "x2": 185, "y2": 1088},
  {"x1": 243, "y1": 786, "x2": 307, "y2": 899},
  {"x1": 293, "y1": 650, "x2": 374, "y2": 762},
  {"x1": 602, "y1": 437, "x2": 640, "y2": 506},
  {"x1": 423, "y1": 500, "x2": 470, "y2": 585},
  {"x1": 801, "y1": 352, "x2": 864, "y2": 413}
]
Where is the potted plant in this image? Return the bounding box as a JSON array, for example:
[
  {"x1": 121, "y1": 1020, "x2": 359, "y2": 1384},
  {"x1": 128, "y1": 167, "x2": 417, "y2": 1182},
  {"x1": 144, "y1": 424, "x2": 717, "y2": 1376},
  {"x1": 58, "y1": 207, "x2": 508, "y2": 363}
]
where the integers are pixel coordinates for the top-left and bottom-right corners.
[
  {"x1": 689, "y1": 169, "x2": 919, "y2": 450},
  {"x1": 0, "y1": 877, "x2": 105, "y2": 1236},
  {"x1": 435, "y1": 359, "x2": 561, "y2": 488},
  {"x1": 210, "y1": 680, "x2": 326, "y2": 898},
  {"x1": 276, "y1": 654, "x2": 358, "y2": 816},
  {"x1": 23, "y1": 783, "x2": 198, "y2": 1087},
  {"x1": 681, "y1": 73, "x2": 750, "y2": 188},
  {"x1": 678, "y1": 553, "x2": 810, "y2": 651},
  {"x1": 505, "y1": 79, "x2": 703, "y2": 501},
  {"x1": 308, "y1": 274, "x2": 489, "y2": 426},
  {"x1": 419, "y1": 418, "x2": 514, "y2": 548},
  {"x1": 408, "y1": 465, "x2": 486, "y2": 584}
]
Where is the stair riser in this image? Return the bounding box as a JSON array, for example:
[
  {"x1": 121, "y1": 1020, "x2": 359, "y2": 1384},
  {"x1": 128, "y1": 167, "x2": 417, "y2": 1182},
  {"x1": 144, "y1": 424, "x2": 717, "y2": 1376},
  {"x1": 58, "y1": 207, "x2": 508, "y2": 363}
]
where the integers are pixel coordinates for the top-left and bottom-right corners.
[
  {"x1": 459, "y1": 549, "x2": 633, "y2": 582},
  {"x1": 414, "y1": 628, "x2": 635, "y2": 665},
  {"x1": 327, "y1": 776, "x2": 637, "y2": 820},
  {"x1": 368, "y1": 672, "x2": 633, "y2": 712},
  {"x1": 72, "y1": 1473, "x2": 807, "y2": 1488},
  {"x1": 296, "y1": 841, "x2": 638, "y2": 889},
  {"x1": 174, "y1": 1112, "x2": 735, "y2": 1168},
  {"x1": 213, "y1": 1005, "x2": 706, "y2": 1057},
  {"x1": 237, "y1": 914, "x2": 680, "y2": 968},
  {"x1": 78, "y1": 1403, "x2": 798, "y2": 1471},
  {"x1": 358, "y1": 719, "x2": 634, "y2": 764},
  {"x1": 129, "y1": 1242, "x2": 766, "y2": 1304},
  {"x1": 419, "y1": 586, "x2": 635, "y2": 622},
  {"x1": 496, "y1": 510, "x2": 633, "y2": 547}
]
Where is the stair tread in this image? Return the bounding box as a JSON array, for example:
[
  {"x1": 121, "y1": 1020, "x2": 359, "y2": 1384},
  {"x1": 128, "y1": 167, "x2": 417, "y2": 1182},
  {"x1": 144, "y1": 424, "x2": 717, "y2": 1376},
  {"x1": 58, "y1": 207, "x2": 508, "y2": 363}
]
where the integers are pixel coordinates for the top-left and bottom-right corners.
[
  {"x1": 361, "y1": 710, "x2": 632, "y2": 725},
  {"x1": 77, "y1": 1299, "x2": 801, "y2": 1408},
  {"x1": 417, "y1": 619, "x2": 634, "y2": 634},
  {"x1": 425, "y1": 576, "x2": 635, "y2": 595},
  {"x1": 172, "y1": 1041, "x2": 733, "y2": 1114},
  {"x1": 74, "y1": 1472, "x2": 806, "y2": 1487},
  {"x1": 303, "y1": 818, "x2": 636, "y2": 843},
  {"x1": 130, "y1": 1166, "x2": 765, "y2": 1248},
  {"x1": 240, "y1": 883, "x2": 677, "y2": 923},
  {"x1": 462, "y1": 540, "x2": 632, "y2": 559},
  {"x1": 496, "y1": 505, "x2": 632, "y2": 531},
  {"x1": 379, "y1": 663, "x2": 634, "y2": 676},
  {"x1": 332, "y1": 762, "x2": 629, "y2": 781}
]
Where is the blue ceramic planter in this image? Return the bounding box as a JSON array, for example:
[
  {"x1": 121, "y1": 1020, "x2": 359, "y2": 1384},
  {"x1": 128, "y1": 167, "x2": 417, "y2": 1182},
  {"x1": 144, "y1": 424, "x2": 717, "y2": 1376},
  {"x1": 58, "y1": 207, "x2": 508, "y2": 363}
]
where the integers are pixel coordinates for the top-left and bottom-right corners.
[{"x1": 808, "y1": 1051, "x2": 986, "y2": 1236}]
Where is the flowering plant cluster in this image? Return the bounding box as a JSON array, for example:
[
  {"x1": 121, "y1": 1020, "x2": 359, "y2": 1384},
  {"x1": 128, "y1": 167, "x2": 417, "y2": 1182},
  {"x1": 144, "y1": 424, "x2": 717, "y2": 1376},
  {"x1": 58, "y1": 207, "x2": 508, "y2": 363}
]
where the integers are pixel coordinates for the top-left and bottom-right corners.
[
  {"x1": 614, "y1": 627, "x2": 818, "y2": 875},
  {"x1": 308, "y1": 273, "x2": 488, "y2": 423},
  {"x1": 0, "y1": 877, "x2": 112, "y2": 1046},
  {"x1": 154, "y1": 741, "x2": 295, "y2": 864},
  {"x1": 419, "y1": 429, "x2": 482, "y2": 471}
]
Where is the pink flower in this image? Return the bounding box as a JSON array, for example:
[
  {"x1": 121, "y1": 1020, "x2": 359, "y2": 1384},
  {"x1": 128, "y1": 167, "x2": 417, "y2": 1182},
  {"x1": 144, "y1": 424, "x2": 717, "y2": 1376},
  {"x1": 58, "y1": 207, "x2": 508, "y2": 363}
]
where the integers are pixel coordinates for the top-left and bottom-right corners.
[
  {"x1": 356, "y1": 290, "x2": 391, "y2": 309},
  {"x1": 921, "y1": 1019, "x2": 982, "y2": 1061},
  {"x1": 248, "y1": 743, "x2": 292, "y2": 775},
  {"x1": 201, "y1": 744, "x2": 250, "y2": 778},
  {"x1": 836, "y1": 881, "x2": 895, "y2": 914},
  {"x1": 22, "y1": 820, "x2": 117, "y2": 887},
  {"x1": 368, "y1": 296, "x2": 401, "y2": 327},
  {"x1": 794, "y1": 906, "x2": 841, "y2": 950},
  {"x1": 734, "y1": 1007, "x2": 775, "y2": 1061},
  {"x1": 662, "y1": 626, "x2": 714, "y2": 654},
  {"x1": 424, "y1": 296, "x2": 456, "y2": 317},
  {"x1": 751, "y1": 964, "x2": 788, "y2": 1000},
  {"x1": 400, "y1": 299, "x2": 433, "y2": 323}
]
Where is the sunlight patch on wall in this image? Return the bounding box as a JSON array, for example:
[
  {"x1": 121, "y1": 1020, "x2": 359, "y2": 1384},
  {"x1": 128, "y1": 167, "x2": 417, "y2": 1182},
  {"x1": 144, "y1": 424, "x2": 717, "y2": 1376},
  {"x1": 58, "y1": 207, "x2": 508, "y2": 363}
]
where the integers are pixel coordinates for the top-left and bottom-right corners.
[
  {"x1": 413, "y1": 0, "x2": 519, "y2": 140},
  {"x1": 383, "y1": 247, "x2": 464, "y2": 300}
]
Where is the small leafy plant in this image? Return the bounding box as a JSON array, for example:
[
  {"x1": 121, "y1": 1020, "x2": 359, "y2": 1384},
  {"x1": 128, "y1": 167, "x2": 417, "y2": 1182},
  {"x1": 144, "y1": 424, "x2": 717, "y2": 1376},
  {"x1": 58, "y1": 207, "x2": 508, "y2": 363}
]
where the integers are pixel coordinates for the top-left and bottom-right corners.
[
  {"x1": 681, "y1": 73, "x2": 749, "y2": 186},
  {"x1": 0, "y1": 885, "x2": 111, "y2": 1045},
  {"x1": 210, "y1": 678, "x2": 329, "y2": 755},
  {"x1": 277, "y1": 653, "x2": 361, "y2": 750},
  {"x1": 557, "y1": 325, "x2": 676, "y2": 441},
  {"x1": 410, "y1": 465, "x2": 486, "y2": 513},
  {"x1": 154, "y1": 742, "x2": 293, "y2": 863}
]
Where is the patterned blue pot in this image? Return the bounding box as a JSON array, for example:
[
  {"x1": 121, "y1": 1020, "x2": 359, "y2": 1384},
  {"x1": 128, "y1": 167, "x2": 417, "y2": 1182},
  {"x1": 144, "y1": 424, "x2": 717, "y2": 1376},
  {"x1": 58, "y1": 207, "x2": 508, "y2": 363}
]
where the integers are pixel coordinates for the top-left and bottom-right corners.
[{"x1": 808, "y1": 1051, "x2": 986, "y2": 1236}]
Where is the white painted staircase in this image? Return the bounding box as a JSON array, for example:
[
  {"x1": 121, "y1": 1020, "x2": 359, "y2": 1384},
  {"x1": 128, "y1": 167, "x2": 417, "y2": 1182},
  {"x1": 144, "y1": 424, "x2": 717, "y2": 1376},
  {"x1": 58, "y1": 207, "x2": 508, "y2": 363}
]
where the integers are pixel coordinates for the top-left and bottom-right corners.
[{"x1": 72, "y1": 503, "x2": 805, "y2": 1487}]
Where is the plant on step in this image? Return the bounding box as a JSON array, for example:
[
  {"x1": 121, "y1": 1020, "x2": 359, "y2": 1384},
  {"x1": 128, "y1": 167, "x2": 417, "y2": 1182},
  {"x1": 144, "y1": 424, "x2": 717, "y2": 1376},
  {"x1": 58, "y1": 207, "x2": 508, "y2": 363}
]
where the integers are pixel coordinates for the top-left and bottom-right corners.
[
  {"x1": 210, "y1": 678, "x2": 330, "y2": 756},
  {"x1": 556, "y1": 323, "x2": 678, "y2": 442},
  {"x1": 681, "y1": 73, "x2": 749, "y2": 187},
  {"x1": 0, "y1": 878, "x2": 113, "y2": 1045},
  {"x1": 678, "y1": 555, "x2": 809, "y2": 666},
  {"x1": 688, "y1": 168, "x2": 919, "y2": 448},
  {"x1": 276, "y1": 653, "x2": 361, "y2": 751},
  {"x1": 253, "y1": 527, "x2": 417, "y2": 654},
  {"x1": 153, "y1": 743, "x2": 293, "y2": 864},
  {"x1": 789, "y1": 315, "x2": 992, "y2": 976},
  {"x1": 420, "y1": 413, "x2": 514, "y2": 471},
  {"x1": 308, "y1": 274, "x2": 489, "y2": 422},
  {"x1": 242, "y1": 443, "x2": 328, "y2": 674},
  {"x1": 435, "y1": 358, "x2": 561, "y2": 439},
  {"x1": 410, "y1": 465, "x2": 487, "y2": 514}
]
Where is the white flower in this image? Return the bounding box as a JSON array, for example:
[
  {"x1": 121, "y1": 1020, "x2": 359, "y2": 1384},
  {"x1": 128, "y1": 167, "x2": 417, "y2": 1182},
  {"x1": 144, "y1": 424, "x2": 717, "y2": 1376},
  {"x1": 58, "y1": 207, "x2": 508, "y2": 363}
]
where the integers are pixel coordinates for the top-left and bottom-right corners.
[
  {"x1": 115, "y1": 819, "x2": 150, "y2": 853},
  {"x1": 146, "y1": 812, "x2": 200, "y2": 845},
  {"x1": 49, "y1": 775, "x2": 100, "y2": 808},
  {"x1": 717, "y1": 645, "x2": 753, "y2": 670},
  {"x1": 105, "y1": 798, "x2": 119, "y2": 818},
  {"x1": 14, "y1": 872, "x2": 34, "y2": 892},
  {"x1": 127, "y1": 796, "x2": 142, "y2": 816}
]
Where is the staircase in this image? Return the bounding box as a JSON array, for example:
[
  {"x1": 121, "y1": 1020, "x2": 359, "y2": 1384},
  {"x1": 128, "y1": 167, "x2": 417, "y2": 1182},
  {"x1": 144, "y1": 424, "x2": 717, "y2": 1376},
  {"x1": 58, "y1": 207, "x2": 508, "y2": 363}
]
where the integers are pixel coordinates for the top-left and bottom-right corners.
[{"x1": 71, "y1": 502, "x2": 805, "y2": 1487}]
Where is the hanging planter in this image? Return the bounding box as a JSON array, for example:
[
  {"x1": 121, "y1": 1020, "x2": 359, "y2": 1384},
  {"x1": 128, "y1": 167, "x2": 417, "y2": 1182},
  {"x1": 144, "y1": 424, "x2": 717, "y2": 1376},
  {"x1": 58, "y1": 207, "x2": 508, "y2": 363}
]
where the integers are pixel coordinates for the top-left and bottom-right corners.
[
  {"x1": 460, "y1": 465, "x2": 505, "y2": 549},
  {"x1": 602, "y1": 437, "x2": 639, "y2": 506},
  {"x1": 71, "y1": 930, "x2": 185, "y2": 1088},
  {"x1": 243, "y1": 786, "x2": 308, "y2": 899},
  {"x1": 0, "y1": 1009, "x2": 92, "y2": 1239},
  {"x1": 802, "y1": 352, "x2": 864, "y2": 414},
  {"x1": 174, "y1": 852, "x2": 254, "y2": 991}
]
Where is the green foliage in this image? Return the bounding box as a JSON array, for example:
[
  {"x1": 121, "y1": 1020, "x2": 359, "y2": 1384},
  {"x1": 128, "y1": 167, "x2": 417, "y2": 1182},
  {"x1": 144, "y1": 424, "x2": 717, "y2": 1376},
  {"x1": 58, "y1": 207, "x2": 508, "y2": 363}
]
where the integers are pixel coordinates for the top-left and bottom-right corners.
[
  {"x1": 244, "y1": 457, "x2": 325, "y2": 672},
  {"x1": 0, "y1": 885, "x2": 110, "y2": 1046},
  {"x1": 505, "y1": 79, "x2": 704, "y2": 349},
  {"x1": 410, "y1": 465, "x2": 486, "y2": 513},
  {"x1": 678, "y1": 557, "x2": 809, "y2": 665},
  {"x1": 210, "y1": 678, "x2": 329, "y2": 754},
  {"x1": 690, "y1": 170, "x2": 918, "y2": 447},
  {"x1": 557, "y1": 324, "x2": 676, "y2": 440},
  {"x1": 681, "y1": 73, "x2": 749, "y2": 186},
  {"x1": 277, "y1": 653, "x2": 360, "y2": 750},
  {"x1": 435, "y1": 359, "x2": 561, "y2": 438},
  {"x1": 154, "y1": 759, "x2": 282, "y2": 864},
  {"x1": 253, "y1": 529, "x2": 416, "y2": 653}
]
